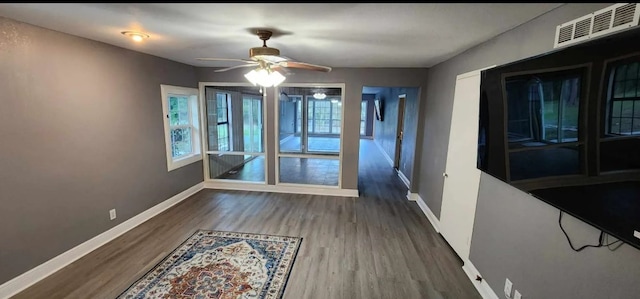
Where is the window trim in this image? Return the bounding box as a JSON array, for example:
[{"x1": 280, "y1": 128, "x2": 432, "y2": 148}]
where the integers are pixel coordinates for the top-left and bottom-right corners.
[{"x1": 160, "y1": 84, "x2": 202, "y2": 171}]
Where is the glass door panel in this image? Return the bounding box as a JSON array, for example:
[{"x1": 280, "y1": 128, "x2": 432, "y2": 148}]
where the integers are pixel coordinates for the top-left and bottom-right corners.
[
  {"x1": 242, "y1": 96, "x2": 263, "y2": 152},
  {"x1": 307, "y1": 96, "x2": 341, "y2": 153},
  {"x1": 279, "y1": 95, "x2": 303, "y2": 152},
  {"x1": 276, "y1": 85, "x2": 343, "y2": 187},
  {"x1": 204, "y1": 86, "x2": 265, "y2": 183}
]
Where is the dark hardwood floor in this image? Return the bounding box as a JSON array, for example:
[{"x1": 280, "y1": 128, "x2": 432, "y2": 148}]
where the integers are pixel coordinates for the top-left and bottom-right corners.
[{"x1": 12, "y1": 139, "x2": 481, "y2": 299}]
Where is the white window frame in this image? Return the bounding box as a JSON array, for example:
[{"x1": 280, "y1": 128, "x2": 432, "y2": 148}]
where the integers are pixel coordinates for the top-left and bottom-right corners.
[{"x1": 160, "y1": 84, "x2": 202, "y2": 171}]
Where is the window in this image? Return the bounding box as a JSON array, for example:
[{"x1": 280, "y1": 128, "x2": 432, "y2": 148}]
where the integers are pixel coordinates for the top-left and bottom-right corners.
[
  {"x1": 607, "y1": 61, "x2": 640, "y2": 136},
  {"x1": 160, "y1": 85, "x2": 201, "y2": 171},
  {"x1": 331, "y1": 98, "x2": 342, "y2": 134},
  {"x1": 216, "y1": 93, "x2": 231, "y2": 151},
  {"x1": 306, "y1": 98, "x2": 342, "y2": 135},
  {"x1": 504, "y1": 68, "x2": 585, "y2": 180},
  {"x1": 242, "y1": 96, "x2": 263, "y2": 152},
  {"x1": 360, "y1": 101, "x2": 367, "y2": 135},
  {"x1": 506, "y1": 73, "x2": 581, "y2": 146}
]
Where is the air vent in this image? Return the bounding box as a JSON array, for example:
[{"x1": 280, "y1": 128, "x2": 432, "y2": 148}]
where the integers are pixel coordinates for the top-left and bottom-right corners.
[
  {"x1": 592, "y1": 10, "x2": 613, "y2": 33},
  {"x1": 574, "y1": 18, "x2": 591, "y2": 38},
  {"x1": 613, "y1": 3, "x2": 637, "y2": 27},
  {"x1": 554, "y1": 3, "x2": 640, "y2": 48},
  {"x1": 558, "y1": 24, "x2": 574, "y2": 43}
]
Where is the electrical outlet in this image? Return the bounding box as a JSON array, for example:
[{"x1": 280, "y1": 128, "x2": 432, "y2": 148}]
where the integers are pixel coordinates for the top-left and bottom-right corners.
[
  {"x1": 514, "y1": 290, "x2": 522, "y2": 299},
  {"x1": 634, "y1": 230, "x2": 640, "y2": 239},
  {"x1": 504, "y1": 278, "x2": 513, "y2": 299},
  {"x1": 109, "y1": 209, "x2": 117, "y2": 220}
]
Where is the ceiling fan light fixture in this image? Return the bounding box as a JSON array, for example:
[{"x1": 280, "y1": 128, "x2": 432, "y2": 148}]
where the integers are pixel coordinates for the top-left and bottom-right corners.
[
  {"x1": 244, "y1": 68, "x2": 285, "y2": 87},
  {"x1": 313, "y1": 93, "x2": 327, "y2": 100}
]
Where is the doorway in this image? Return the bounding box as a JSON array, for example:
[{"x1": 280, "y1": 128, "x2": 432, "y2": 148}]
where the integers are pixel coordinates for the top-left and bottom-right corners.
[
  {"x1": 394, "y1": 95, "x2": 406, "y2": 169},
  {"x1": 276, "y1": 84, "x2": 344, "y2": 187},
  {"x1": 202, "y1": 85, "x2": 266, "y2": 183},
  {"x1": 278, "y1": 94, "x2": 341, "y2": 154}
]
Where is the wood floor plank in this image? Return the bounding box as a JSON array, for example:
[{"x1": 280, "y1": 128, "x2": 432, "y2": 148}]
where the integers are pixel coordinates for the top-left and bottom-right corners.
[{"x1": 11, "y1": 139, "x2": 481, "y2": 299}]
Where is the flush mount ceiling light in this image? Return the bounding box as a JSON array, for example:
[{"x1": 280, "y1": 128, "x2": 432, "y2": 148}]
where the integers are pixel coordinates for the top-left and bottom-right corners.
[
  {"x1": 121, "y1": 31, "x2": 149, "y2": 42},
  {"x1": 313, "y1": 93, "x2": 327, "y2": 100}
]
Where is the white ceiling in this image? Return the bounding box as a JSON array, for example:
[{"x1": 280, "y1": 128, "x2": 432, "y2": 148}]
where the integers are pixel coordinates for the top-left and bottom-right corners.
[{"x1": 0, "y1": 3, "x2": 563, "y2": 68}]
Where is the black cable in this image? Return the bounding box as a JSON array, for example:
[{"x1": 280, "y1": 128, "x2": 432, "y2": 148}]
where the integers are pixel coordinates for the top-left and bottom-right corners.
[
  {"x1": 558, "y1": 211, "x2": 611, "y2": 252},
  {"x1": 605, "y1": 233, "x2": 624, "y2": 251}
]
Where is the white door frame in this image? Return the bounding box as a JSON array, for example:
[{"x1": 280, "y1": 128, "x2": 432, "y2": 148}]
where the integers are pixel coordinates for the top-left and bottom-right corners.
[{"x1": 273, "y1": 83, "x2": 346, "y2": 189}]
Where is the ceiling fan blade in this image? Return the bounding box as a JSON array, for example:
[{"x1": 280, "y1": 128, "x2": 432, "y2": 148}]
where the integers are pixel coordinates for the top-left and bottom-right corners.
[
  {"x1": 279, "y1": 61, "x2": 332, "y2": 72},
  {"x1": 255, "y1": 55, "x2": 289, "y2": 64},
  {"x1": 214, "y1": 63, "x2": 259, "y2": 73},
  {"x1": 271, "y1": 65, "x2": 292, "y2": 76},
  {"x1": 196, "y1": 58, "x2": 256, "y2": 64}
]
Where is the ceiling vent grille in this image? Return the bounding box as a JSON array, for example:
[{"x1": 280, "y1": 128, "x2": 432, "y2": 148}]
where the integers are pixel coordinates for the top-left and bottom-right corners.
[
  {"x1": 554, "y1": 3, "x2": 640, "y2": 48},
  {"x1": 574, "y1": 18, "x2": 592, "y2": 38}
]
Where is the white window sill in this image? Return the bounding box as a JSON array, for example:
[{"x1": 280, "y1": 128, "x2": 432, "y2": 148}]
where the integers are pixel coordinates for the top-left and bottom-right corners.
[{"x1": 168, "y1": 153, "x2": 202, "y2": 172}]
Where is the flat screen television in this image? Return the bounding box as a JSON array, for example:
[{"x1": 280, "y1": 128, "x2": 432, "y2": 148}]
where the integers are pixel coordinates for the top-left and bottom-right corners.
[{"x1": 478, "y1": 26, "x2": 640, "y2": 250}]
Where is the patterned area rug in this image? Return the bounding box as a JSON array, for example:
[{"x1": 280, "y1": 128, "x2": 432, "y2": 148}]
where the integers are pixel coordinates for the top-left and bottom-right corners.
[{"x1": 117, "y1": 230, "x2": 302, "y2": 299}]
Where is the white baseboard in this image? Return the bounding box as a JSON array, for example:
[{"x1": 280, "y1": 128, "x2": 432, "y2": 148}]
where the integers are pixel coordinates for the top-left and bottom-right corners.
[
  {"x1": 406, "y1": 190, "x2": 418, "y2": 201},
  {"x1": 204, "y1": 181, "x2": 359, "y2": 198},
  {"x1": 373, "y1": 139, "x2": 394, "y2": 167},
  {"x1": 0, "y1": 182, "x2": 205, "y2": 299},
  {"x1": 462, "y1": 260, "x2": 499, "y2": 299},
  {"x1": 397, "y1": 170, "x2": 410, "y2": 189},
  {"x1": 412, "y1": 193, "x2": 441, "y2": 233}
]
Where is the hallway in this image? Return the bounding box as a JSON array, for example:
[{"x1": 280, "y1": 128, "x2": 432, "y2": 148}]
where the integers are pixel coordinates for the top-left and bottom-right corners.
[{"x1": 13, "y1": 139, "x2": 480, "y2": 299}]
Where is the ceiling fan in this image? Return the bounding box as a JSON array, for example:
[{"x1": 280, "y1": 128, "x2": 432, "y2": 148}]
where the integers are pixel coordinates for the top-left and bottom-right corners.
[{"x1": 197, "y1": 30, "x2": 332, "y2": 78}]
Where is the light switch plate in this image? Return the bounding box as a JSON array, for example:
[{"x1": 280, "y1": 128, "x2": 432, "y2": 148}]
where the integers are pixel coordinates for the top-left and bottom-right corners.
[
  {"x1": 504, "y1": 278, "x2": 513, "y2": 298},
  {"x1": 514, "y1": 290, "x2": 522, "y2": 299}
]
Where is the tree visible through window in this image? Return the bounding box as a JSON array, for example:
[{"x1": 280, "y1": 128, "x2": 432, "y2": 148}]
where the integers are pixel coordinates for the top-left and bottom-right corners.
[
  {"x1": 161, "y1": 84, "x2": 201, "y2": 172},
  {"x1": 307, "y1": 98, "x2": 341, "y2": 134},
  {"x1": 216, "y1": 93, "x2": 230, "y2": 151},
  {"x1": 169, "y1": 96, "x2": 193, "y2": 158},
  {"x1": 608, "y1": 61, "x2": 640, "y2": 135},
  {"x1": 506, "y1": 73, "x2": 580, "y2": 145}
]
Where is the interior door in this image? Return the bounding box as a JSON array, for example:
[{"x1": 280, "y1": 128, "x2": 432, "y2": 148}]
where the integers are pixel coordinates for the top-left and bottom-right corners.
[
  {"x1": 439, "y1": 66, "x2": 495, "y2": 261},
  {"x1": 394, "y1": 95, "x2": 406, "y2": 169}
]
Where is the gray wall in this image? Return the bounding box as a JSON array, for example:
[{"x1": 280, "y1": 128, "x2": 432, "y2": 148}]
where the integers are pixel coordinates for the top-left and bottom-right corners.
[
  {"x1": 373, "y1": 89, "x2": 399, "y2": 161},
  {"x1": 413, "y1": 3, "x2": 640, "y2": 298},
  {"x1": 279, "y1": 100, "x2": 296, "y2": 139},
  {"x1": 473, "y1": 175, "x2": 640, "y2": 299},
  {"x1": 373, "y1": 87, "x2": 420, "y2": 183},
  {"x1": 197, "y1": 68, "x2": 428, "y2": 190},
  {"x1": 397, "y1": 88, "x2": 419, "y2": 183},
  {"x1": 0, "y1": 17, "x2": 203, "y2": 284}
]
